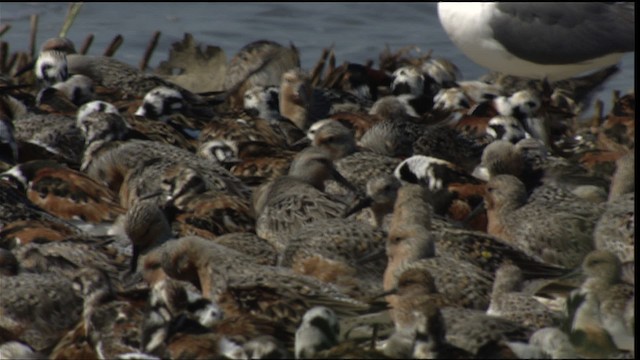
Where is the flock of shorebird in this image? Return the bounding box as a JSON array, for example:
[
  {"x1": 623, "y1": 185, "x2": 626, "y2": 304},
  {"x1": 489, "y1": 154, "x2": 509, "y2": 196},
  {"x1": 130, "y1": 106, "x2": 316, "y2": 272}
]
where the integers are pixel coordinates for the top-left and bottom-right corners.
[{"x1": 0, "y1": 3, "x2": 635, "y2": 359}]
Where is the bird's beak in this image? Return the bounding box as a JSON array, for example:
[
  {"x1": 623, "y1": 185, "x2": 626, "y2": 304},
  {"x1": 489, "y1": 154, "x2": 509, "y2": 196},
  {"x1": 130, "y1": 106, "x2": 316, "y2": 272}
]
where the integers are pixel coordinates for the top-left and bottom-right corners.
[
  {"x1": 290, "y1": 136, "x2": 311, "y2": 149},
  {"x1": 138, "y1": 191, "x2": 164, "y2": 201},
  {"x1": 461, "y1": 201, "x2": 485, "y2": 227},
  {"x1": 355, "y1": 248, "x2": 386, "y2": 265},
  {"x1": 372, "y1": 287, "x2": 398, "y2": 299},
  {"x1": 330, "y1": 167, "x2": 360, "y2": 195},
  {"x1": 130, "y1": 244, "x2": 141, "y2": 273},
  {"x1": 134, "y1": 106, "x2": 146, "y2": 117},
  {"x1": 343, "y1": 196, "x2": 373, "y2": 218}
]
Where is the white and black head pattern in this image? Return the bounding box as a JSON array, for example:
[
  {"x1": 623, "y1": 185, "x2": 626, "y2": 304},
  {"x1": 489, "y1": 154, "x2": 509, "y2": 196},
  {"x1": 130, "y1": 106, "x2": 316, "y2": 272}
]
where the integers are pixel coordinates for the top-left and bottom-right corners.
[
  {"x1": 76, "y1": 101, "x2": 127, "y2": 144},
  {"x1": 394, "y1": 155, "x2": 474, "y2": 192},
  {"x1": 135, "y1": 86, "x2": 185, "y2": 120},
  {"x1": 197, "y1": 140, "x2": 240, "y2": 167},
  {"x1": 295, "y1": 306, "x2": 340, "y2": 359},
  {"x1": 495, "y1": 90, "x2": 541, "y2": 120},
  {"x1": 421, "y1": 58, "x2": 460, "y2": 86},
  {"x1": 305, "y1": 119, "x2": 334, "y2": 142},
  {"x1": 433, "y1": 87, "x2": 471, "y2": 112},
  {"x1": 35, "y1": 50, "x2": 68, "y2": 86},
  {"x1": 77, "y1": 100, "x2": 120, "y2": 125},
  {"x1": 243, "y1": 85, "x2": 280, "y2": 119},
  {"x1": 391, "y1": 66, "x2": 425, "y2": 97},
  {"x1": 52, "y1": 74, "x2": 95, "y2": 105},
  {"x1": 487, "y1": 115, "x2": 529, "y2": 143},
  {"x1": 243, "y1": 335, "x2": 290, "y2": 359}
]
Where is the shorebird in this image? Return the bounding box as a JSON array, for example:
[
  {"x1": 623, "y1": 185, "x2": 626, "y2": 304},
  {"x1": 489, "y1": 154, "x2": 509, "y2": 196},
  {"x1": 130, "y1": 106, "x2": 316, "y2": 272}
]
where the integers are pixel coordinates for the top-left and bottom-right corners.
[
  {"x1": 0, "y1": 217, "x2": 80, "y2": 248},
  {"x1": 356, "y1": 116, "x2": 411, "y2": 157},
  {"x1": 412, "y1": 125, "x2": 486, "y2": 175},
  {"x1": 199, "y1": 114, "x2": 290, "y2": 153},
  {"x1": 438, "y1": 3, "x2": 635, "y2": 80},
  {"x1": 34, "y1": 37, "x2": 74, "y2": 86},
  {"x1": 133, "y1": 86, "x2": 216, "y2": 139},
  {"x1": 253, "y1": 147, "x2": 359, "y2": 251},
  {"x1": 485, "y1": 115, "x2": 530, "y2": 144},
  {"x1": 143, "y1": 236, "x2": 370, "y2": 347},
  {"x1": 484, "y1": 174, "x2": 594, "y2": 268},
  {"x1": 35, "y1": 37, "x2": 205, "y2": 101},
  {"x1": 226, "y1": 140, "x2": 297, "y2": 185},
  {"x1": 197, "y1": 139, "x2": 240, "y2": 168},
  {"x1": 0, "y1": 342, "x2": 44, "y2": 360},
  {"x1": 152, "y1": 164, "x2": 256, "y2": 239},
  {"x1": 69, "y1": 267, "x2": 150, "y2": 358},
  {"x1": 83, "y1": 136, "x2": 249, "y2": 208},
  {"x1": 43, "y1": 74, "x2": 95, "y2": 106},
  {"x1": 295, "y1": 306, "x2": 340, "y2": 358},
  {"x1": 526, "y1": 327, "x2": 578, "y2": 359},
  {"x1": 2, "y1": 160, "x2": 125, "y2": 224},
  {"x1": 35, "y1": 74, "x2": 94, "y2": 114},
  {"x1": 12, "y1": 110, "x2": 84, "y2": 166},
  {"x1": 0, "y1": 248, "x2": 19, "y2": 276},
  {"x1": 570, "y1": 250, "x2": 635, "y2": 355},
  {"x1": 407, "y1": 306, "x2": 475, "y2": 359},
  {"x1": 279, "y1": 218, "x2": 387, "y2": 298},
  {"x1": 224, "y1": 40, "x2": 300, "y2": 110},
  {"x1": 243, "y1": 85, "x2": 280, "y2": 120},
  {"x1": 439, "y1": 306, "x2": 532, "y2": 356},
  {"x1": 383, "y1": 266, "x2": 526, "y2": 357},
  {"x1": 209, "y1": 232, "x2": 278, "y2": 267},
  {"x1": 483, "y1": 138, "x2": 609, "y2": 219},
  {"x1": 0, "y1": 115, "x2": 18, "y2": 167},
  {"x1": 124, "y1": 199, "x2": 173, "y2": 273},
  {"x1": 0, "y1": 176, "x2": 83, "y2": 245},
  {"x1": 389, "y1": 65, "x2": 436, "y2": 115},
  {"x1": 308, "y1": 119, "x2": 403, "y2": 197},
  {"x1": 12, "y1": 235, "x2": 128, "y2": 284},
  {"x1": 608, "y1": 150, "x2": 634, "y2": 202},
  {"x1": 242, "y1": 85, "x2": 306, "y2": 146},
  {"x1": 393, "y1": 154, "x2": 487, "y2": 230},
  {"x1": 381, "y1": 185, "x2": 493, "y2": 311},
  {"x1": 343, "y1": 174, "x2": 401, "y2": 229},
  {"x1": 349, "y1": 175, "x2": 569, "y2": 280},
  {"x1": 242, "y1": 335, "x2": 291, "y2": 359},
  {"x1": 594, "y1": 192, "x2": 634, "y2": 263},
  {"x1": 279, "y1": 68, "x2": 330, "y2": 131},
  {"x1": 487, "y1": 263, "x2": 563, "y2": 329},
  {"x1": 0, "y1": 272, "x2": 83, "y2": 352}
]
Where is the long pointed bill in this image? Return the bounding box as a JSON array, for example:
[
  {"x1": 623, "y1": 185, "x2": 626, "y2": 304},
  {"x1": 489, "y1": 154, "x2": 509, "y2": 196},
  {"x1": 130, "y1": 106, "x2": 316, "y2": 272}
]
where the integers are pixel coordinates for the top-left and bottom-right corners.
[
  {"x1": 371, "y1": 287, "x2": 398, "y2": 299},
  {"x1": 330, "y1": 167, "x2": 360, "y2": 195},
  {"x1": 356, "y1": 248, "x2": 386, "y2": 265},
  {"x1": 13, "y1": 60, "x2": 36, "y2": 78},
  {"x1": 556, "y1": 264, "x2": 583, "y2": 281},
  {"x1": 343, "y1": 196, "x2": 373, "y2": 218},
  {"x1": 130, "y1": 244, "x2": 140, "y2": 273},
  {"x1": 461, "y1": 200, "x2": 485, "y2": 228},
  {"x1": 290, "y1": 136, "x2": 311, "y2": 149},
  {"x1": 138, "y1": 191, "x2": 164, "y2": 201}
]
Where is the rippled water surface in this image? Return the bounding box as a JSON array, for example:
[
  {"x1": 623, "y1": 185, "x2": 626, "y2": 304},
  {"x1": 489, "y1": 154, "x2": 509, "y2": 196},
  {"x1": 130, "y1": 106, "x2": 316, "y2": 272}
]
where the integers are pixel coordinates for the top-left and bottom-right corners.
[{"x1": 1, "y1": 2, "x2": 634, "y2": 115}]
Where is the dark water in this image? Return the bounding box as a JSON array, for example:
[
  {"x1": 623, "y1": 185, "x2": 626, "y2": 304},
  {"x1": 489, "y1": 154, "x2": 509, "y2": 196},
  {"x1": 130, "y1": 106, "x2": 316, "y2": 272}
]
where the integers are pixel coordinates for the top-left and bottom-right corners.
[{"x1": 0, "y1": 2, "x2": 634, "y2": 115}]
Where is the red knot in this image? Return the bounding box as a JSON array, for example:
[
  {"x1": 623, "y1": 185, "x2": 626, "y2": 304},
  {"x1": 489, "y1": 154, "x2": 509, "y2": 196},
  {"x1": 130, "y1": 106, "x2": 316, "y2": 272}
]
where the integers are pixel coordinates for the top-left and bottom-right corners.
[{"x1": 484, "y1": 174, "x2": 594, "y2": 268}]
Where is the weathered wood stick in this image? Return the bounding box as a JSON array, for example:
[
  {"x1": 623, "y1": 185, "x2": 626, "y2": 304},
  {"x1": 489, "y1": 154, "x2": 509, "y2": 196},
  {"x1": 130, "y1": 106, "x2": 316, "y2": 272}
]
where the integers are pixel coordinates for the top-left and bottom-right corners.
[
  {"x1": 0, "y1": 42, "x2": 8, "y2": 73},
  {"x1": 79, "y1": 33, "x2": 94, "y2": 55},
  {"x1": 103, "y1": 35, "x2": 123, "y2": 57},
  {"x1": 29, "y1": 14, "x2": 39, "y2": 59},
  {"x1": 59, "y1": 2, "x2": 84, "y2": 38},
  {"x1": 0, "y1": 24, "x2": 11, "y2": 37},
  {"x1": 139, "y1": 31, "x2": 161, "y2": 71}
]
